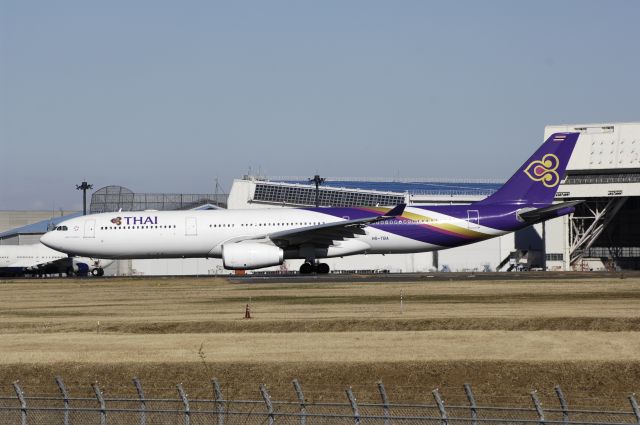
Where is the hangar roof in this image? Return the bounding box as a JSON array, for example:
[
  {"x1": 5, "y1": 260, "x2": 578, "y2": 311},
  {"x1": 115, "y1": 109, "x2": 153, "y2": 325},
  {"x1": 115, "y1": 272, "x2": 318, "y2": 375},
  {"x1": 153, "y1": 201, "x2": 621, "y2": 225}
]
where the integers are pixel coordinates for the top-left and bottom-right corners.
[
  {"x1": 279, "y1": 179, "x2": 501, "y2": 197},
  {"x1": 0, "y1": 212, "x2": 83, "y2": 239}
]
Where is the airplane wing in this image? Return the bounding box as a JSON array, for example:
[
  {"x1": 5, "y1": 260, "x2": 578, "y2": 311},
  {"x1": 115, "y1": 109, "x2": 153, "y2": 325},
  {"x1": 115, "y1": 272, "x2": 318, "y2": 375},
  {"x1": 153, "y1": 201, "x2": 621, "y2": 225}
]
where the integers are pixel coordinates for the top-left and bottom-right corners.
[
  {"x1": 8, "y1": 257, "x2": 65, "y2": 268},
  {"x1": 246, "y1": 204, "x2": 406, "y2": 248}
]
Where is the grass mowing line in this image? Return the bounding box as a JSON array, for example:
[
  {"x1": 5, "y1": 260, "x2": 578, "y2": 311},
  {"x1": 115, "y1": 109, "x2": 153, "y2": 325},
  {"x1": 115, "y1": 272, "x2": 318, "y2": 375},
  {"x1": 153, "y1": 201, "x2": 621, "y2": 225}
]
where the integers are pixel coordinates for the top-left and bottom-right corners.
[
  {"x1": 1, "y1": 317, "x2": 640, "y2": 334},
  {"x1": 0, "y1": 330, "x2": 639, "y2": 363}
]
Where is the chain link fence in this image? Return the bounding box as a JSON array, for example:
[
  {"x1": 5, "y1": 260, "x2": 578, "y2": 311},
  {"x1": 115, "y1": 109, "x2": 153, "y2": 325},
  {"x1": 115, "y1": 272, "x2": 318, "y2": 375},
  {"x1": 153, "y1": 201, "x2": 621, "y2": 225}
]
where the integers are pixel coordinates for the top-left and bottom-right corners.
[{"x1": 1, "y1": 377, "x2": 639, "y2": 425}]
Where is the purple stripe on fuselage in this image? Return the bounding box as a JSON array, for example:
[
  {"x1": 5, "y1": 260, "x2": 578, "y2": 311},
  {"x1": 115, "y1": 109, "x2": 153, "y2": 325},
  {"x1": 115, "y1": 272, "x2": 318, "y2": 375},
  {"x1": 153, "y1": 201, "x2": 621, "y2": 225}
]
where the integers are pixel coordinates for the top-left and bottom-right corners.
[
  {"x1": 417, "y1": 204, "x2": 524, "y2": 232},
  {"x1": 306, "y1": 205, "x2": 524, "y2": 233},
  {"x1": 370, "y1": 223, "x2": 479, "y2": 247},
  {"x1": 304, "y1": 206, "x2": 522, "y2": 247}
]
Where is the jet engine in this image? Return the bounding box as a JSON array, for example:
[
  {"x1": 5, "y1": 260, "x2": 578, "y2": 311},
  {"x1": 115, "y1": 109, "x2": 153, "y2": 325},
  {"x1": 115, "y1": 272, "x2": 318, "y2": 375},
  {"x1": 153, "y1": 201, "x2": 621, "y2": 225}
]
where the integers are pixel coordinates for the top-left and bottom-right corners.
[
  {"x1": 65, "y1": 258, "x2": 90, "y2": 276},
  {"x1": 222, "y1": 243, "x2": 284, "y2": 270},
  {"x1": 67, "y1": 257, "x2": 108, "y2": 276}
]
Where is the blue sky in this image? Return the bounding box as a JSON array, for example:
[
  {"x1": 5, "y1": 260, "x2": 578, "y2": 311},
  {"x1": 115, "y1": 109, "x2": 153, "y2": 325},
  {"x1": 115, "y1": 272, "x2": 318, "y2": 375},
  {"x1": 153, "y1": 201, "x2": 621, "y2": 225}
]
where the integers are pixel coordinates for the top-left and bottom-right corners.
[{"x1": 1, "y1": 1, "x2": 639, "y2": 209}]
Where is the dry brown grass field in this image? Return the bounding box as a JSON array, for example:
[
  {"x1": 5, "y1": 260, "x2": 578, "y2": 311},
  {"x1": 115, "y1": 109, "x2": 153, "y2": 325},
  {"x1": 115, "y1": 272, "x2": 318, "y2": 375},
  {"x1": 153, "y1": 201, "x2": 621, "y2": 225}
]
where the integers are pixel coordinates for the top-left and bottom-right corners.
[{"x1": 0, "y1": 276, "x2": 639, "y2": 407}]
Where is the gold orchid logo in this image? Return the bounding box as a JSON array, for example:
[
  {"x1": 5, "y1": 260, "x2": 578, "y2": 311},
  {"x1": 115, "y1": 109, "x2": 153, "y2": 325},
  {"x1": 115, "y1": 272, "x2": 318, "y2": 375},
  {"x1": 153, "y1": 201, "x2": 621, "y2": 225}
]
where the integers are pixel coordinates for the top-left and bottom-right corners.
[
  {"x1": 523, "y1": 154, "x2": 560, "y2": 188},
  {"x1": 110, "y1": 217, "x2": 122, "y2": 225}
]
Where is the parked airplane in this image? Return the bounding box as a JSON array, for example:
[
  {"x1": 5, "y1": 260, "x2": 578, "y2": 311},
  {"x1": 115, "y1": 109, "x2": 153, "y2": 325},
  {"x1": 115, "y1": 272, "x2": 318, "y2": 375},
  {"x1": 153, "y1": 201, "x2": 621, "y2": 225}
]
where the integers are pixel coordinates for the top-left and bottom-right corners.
[
  {"x1": 41, "y1": 133, "x2": 580, "y2": 274},
  {"x1": 0, "y1": 243, "x2": 112, "y2": 277}
]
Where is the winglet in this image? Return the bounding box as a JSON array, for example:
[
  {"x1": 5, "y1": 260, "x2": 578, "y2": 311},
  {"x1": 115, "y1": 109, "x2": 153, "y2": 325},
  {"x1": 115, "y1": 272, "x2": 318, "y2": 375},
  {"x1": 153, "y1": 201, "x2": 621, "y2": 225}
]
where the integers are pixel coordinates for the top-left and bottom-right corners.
[{"x1": 383, "y1": 203, "x2": 406, "y2": 217}]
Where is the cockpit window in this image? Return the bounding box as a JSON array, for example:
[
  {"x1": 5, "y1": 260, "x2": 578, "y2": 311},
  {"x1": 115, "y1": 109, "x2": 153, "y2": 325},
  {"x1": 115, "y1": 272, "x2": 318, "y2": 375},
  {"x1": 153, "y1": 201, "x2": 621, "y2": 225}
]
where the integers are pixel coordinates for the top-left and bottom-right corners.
[{"x1": 55, "y1": 226, "x2": 68, "y2": 231}]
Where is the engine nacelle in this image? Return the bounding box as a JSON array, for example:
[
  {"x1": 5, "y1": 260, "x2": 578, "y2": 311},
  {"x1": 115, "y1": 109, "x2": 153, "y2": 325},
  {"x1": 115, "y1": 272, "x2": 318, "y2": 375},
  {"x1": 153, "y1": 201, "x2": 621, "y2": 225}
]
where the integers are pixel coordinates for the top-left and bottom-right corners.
[
  {"x1": 222, "y1": 243, "x2": 284, "y2": 270},
  {"x1": 71, "y1": 258, "x2": 90, "y2": 275}
]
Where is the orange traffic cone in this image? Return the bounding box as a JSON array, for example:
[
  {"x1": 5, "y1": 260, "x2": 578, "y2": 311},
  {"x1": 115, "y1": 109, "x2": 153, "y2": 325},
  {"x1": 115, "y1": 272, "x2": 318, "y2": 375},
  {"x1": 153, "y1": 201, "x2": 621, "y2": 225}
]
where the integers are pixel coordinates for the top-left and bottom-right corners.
[{"x1": 244, "y1": 304, "x2": 252, "y2": 319}]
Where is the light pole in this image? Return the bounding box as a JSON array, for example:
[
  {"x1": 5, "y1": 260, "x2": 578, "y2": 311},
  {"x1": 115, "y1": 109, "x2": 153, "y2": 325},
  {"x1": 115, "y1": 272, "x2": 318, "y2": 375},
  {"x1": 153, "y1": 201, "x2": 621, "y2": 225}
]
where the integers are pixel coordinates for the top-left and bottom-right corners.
[
  {"x1": 76, "y1": 181, "x2": 93, "y2": 215},
  {"x1": 308, "y1": 174, "x2": 325, "y2": 207}
]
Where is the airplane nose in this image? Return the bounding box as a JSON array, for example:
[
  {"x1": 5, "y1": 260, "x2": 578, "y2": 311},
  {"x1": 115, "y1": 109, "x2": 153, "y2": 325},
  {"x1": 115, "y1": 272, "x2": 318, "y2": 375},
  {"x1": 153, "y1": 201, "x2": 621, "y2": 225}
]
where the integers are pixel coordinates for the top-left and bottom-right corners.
[{"x1": 40, "y1": 232, "x2": 57, "y2": 249}]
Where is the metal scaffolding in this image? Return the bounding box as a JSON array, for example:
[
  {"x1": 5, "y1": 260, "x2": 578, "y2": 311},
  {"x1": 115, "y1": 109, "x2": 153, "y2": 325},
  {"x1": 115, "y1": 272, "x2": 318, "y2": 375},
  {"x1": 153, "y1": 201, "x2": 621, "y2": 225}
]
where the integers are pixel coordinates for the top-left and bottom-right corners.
[{"x1": 569, "y1": 197, "x2": 628, "y2": 267}]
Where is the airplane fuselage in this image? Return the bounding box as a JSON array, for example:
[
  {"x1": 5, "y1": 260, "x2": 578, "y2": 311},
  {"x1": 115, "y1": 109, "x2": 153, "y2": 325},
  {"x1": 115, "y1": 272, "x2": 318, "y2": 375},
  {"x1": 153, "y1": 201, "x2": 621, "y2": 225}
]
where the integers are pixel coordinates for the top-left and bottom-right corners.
[
  {"x1": 41, "y1": 204, "x2": 527, "y2": 261},
  {"x1": 40, "y1": 131, "x2": 582, "y2": 273}
]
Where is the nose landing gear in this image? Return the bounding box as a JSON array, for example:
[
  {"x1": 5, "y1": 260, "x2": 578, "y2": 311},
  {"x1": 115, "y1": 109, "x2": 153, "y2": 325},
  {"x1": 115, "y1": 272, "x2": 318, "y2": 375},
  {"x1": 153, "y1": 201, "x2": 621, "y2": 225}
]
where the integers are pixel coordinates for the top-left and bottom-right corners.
[{"x1": 299, "y1": 261, "x2": 330, "y2": 274}]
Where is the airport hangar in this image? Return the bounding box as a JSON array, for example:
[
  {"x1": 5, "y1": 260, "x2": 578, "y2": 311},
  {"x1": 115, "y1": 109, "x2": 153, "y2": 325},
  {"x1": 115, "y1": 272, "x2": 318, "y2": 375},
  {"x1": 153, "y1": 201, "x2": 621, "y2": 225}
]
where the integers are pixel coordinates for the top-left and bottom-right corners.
[{"x1": 1, "y1": 122, "x2": 639, "y2": 275}]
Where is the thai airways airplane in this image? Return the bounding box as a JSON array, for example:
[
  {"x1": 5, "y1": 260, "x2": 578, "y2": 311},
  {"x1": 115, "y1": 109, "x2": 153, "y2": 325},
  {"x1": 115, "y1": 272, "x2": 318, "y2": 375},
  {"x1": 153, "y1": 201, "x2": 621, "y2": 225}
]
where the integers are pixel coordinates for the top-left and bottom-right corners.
[
  {"x1": 41, "y1": 133, "x2": 580, "y2": 274},
  {"x1": 0, "y1": 243, "x2": 113, "y2": 277}
]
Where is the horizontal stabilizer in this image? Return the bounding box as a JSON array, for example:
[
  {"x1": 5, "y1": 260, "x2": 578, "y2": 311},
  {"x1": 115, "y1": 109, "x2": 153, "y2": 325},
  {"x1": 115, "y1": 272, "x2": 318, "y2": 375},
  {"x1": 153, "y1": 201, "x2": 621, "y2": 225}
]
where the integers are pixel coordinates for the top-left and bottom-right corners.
[{"x1": 517, "y1": 200, "x2": 583, "y2": 223}]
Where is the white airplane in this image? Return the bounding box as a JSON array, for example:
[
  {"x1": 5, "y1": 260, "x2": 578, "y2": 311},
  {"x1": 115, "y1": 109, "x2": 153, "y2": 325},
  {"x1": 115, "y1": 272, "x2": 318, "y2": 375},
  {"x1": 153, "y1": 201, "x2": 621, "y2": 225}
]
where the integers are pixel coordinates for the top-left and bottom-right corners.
[
  {"x1": 0, "y1": 243, "x2": 112, "y2": 277},
  {"x1": 41, "y1": 133, "x2": 581, "y2": 274}
]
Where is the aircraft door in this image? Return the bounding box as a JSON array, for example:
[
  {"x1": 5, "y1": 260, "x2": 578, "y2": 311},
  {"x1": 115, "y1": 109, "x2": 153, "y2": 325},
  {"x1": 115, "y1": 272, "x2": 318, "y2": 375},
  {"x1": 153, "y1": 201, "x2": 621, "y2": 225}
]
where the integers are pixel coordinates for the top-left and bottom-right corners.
[
  {"x1": 467, "y1": 210, "x2": 480, "y2": 229},
  {"x1": 185, "y1": 217, "x2": 197, "y2": 236},
  {"x1": 84, "y1": 219, "x2": 96, "y2": 238}
]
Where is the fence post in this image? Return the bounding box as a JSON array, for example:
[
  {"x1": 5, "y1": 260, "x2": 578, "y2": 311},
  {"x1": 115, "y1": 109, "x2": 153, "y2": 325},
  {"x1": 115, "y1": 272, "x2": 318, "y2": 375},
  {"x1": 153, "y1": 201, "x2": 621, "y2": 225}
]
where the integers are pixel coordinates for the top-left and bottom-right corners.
[
  {"x1": 629, "y1": 393, "x2": 640, "y2": 425},
  {"x1": 55, "y1": 376, "x2": 70, "y2": 425},
  {"x1": 554, "y1": 386, "x2": 569, "y2": 425},
  {"x1": 177, "y1": 384, "x2": 190, "y2": 425},
  {"x1": 12, "y1": 381, "x2": 27, "y2": 425},
  {"x1": 292, "y1": 379, "x2": 307, "y2": 425},
  {"x1": 260, "y1": 384, "x2": 275, "y2": 425},
  {"x1": 133, "y1": 377, "x2": 146, "y2": 425},
  {"x1": 212, "y1": 378, "x2": 225, "y2": 425},
  {"x1": 346, "y1": 387, "x2": 361, "y2": 425},
  {"x1": 378, "y1": 381, "x2": 391, "y2": 425},
  {"x1": 432, "y1": 388, "x2": 448, "y2": 425},
  {"x1": 92, "y1": 382, "x2": 107, "y2": 425},
  {"x1": 530, "y1": 390, "x2": 545, "y2": 425},
  {"x1": 463, "y1": 384, "x2": 477, "y2": 425}
]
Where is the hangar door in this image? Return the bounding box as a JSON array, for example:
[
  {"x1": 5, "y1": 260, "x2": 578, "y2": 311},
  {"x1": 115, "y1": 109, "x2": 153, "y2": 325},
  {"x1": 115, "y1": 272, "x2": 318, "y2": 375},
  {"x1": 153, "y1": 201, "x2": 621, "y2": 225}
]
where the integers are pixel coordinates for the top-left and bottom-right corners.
[{"x1": 185, "y1": 217, "x2": 197, "y2": 236}]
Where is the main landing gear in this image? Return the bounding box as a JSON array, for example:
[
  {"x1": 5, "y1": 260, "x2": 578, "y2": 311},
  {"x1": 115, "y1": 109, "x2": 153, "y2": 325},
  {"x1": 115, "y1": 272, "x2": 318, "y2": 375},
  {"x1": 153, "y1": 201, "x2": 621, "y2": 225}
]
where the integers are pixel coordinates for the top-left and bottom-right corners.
[
  {"x1": 299, "y1": 261, "x2": 330, "y2": 274},
  {"x1": 91, "y1": 268, "x2": 104, "y2": 277}
]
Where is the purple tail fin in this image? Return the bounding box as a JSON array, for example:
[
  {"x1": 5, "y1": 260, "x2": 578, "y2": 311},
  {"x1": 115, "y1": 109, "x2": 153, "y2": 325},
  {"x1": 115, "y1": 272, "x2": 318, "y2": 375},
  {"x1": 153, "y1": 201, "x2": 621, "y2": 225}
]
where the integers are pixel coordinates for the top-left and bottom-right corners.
[{"x1": 478, "y1": 132, "x2": 579, "y2": 206}]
